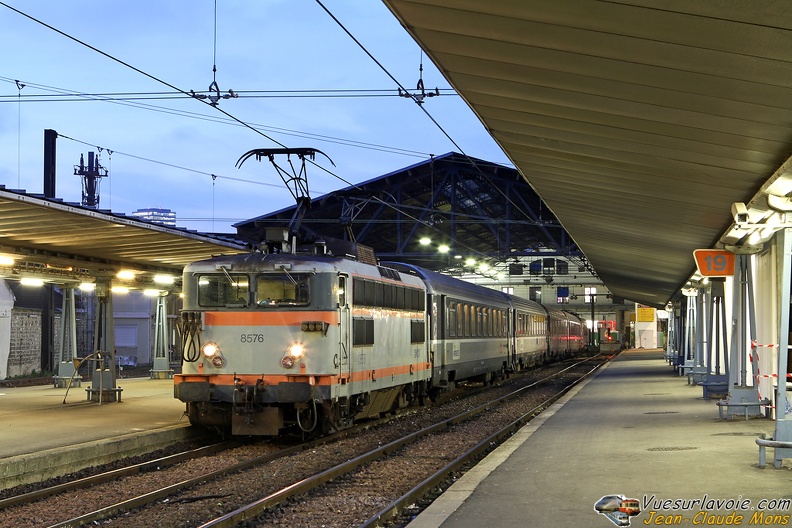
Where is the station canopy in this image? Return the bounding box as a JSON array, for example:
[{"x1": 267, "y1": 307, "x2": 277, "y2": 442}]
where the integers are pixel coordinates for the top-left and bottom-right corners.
[
  {"x1": 381, "y1": 0, "x2": 792, "y2": 308},
  {"x1": 0, "y1": 186, "x2": 247, "y2": 287}
]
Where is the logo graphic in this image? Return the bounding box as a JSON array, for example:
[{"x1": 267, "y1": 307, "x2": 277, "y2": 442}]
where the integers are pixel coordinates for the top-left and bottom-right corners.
[{"x1": 594, "y1": 495, "x2": 641, "y2": 526}]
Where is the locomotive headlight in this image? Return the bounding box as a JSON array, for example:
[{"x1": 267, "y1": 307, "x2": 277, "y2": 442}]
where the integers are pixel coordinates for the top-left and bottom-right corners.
[
  {"x1": 211, "y1": 355, "x2": 225, "y2": 368},
  {"x1": 282, "y1": 343, "x2": 304, "y2": 369},
  {"x1": 202, "y1": 341, "x2": 220, "y2": 358},
  {"x1": 288, "y1": 343, "x2": 305, "y2": 358}
]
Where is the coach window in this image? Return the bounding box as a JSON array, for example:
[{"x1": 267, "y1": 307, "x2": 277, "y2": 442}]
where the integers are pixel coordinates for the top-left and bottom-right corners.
[
  {"x1": 460, "y1": 304, "x2": 467, "y2": 337},
  {"x1": 448, "y1": 302, "x2": 457, "y2": 337}
]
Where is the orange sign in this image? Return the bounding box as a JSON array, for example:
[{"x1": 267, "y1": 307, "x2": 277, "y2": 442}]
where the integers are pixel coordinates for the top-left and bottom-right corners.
[{"x1": 693, "y1": 249, "x2": 735, "y2": 277}]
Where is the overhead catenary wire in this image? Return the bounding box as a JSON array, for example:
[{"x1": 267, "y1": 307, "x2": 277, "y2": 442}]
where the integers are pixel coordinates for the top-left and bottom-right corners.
[
  {"x1": 0, "y1": 2, "x2": 516, "y2": 261},
  {"x1": 0, "y1": 1, "x2": 284, "y2": 148},
  {"x1": 314, "y1": 0, "x2": 543, "y2": 246},
  {"x1": 0, "y1": 5, "x2": 463, "y2": 244},
  {"x1": 0, "y1": 90, "x2": 455, "y2": 101},
  {"x1": 0, "y1": 76, "x2": 438, "y2": 160}
]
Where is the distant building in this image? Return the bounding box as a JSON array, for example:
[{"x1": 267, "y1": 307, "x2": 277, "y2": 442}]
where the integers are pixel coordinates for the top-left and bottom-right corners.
[{"x1": 132, "y1": 207, "x2": 177, "y2": 227}]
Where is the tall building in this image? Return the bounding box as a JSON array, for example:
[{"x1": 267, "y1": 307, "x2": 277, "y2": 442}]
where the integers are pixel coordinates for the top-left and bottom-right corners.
[{"x1": 132, "y1": 207, "x2": 177, "y2": 227}]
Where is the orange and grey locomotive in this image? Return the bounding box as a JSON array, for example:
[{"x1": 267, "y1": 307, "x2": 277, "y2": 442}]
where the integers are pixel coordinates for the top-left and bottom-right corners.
[{"x1": 174, "y1": 245, "x2": 585, "y2": 436}]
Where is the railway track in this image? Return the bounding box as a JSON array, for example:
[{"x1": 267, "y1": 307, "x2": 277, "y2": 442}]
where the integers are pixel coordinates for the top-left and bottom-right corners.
[
  {"x1": 204, "y1": 354, "x2": 608, "y2": 528},
  {"x1": 0, "y1": 354, "x2": 609, "y2": 528}
]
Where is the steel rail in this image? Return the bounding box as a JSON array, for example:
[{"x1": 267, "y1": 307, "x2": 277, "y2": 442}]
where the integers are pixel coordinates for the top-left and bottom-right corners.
[
  {"x1": 42, "y1": 417, "x2": 390, "y2": 527},
  {"x1": 0, "y1": 440, "x2": 238, "y2": 511},
  {"x1": 198, "y1": 355, "x2": 608, "y2": 528},
  {"x1": 360, "y1": 358, "x2": 606, "y2": 527},
  {"x1": 46, "y1": 440, "x2": 313, "y2": 528}
]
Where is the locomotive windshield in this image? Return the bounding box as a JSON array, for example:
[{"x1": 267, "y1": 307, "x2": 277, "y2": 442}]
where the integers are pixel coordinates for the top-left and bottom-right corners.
[
  {"x1": 198, "y1": 274, "x2": 250, "y2": 307},
  {"x1": 256, "y1": 274, "x2": 310, "y2": 307}
]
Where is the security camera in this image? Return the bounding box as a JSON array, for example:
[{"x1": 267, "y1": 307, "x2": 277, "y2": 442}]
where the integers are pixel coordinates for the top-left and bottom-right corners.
[{"x1": 731, "y1": 202, "x2": 749, "y2": 224}]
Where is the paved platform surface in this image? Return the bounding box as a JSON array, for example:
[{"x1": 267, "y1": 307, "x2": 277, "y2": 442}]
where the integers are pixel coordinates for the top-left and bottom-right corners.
[
  {"x1": 409, "y1": 348, "x2": 792, "y2": 528},
  {"x1": 0, "y1": 376, "x2": 193, "y2": 488},
  {"x1": 0, "y1": 377, "x2": 187, "y2": 458}
]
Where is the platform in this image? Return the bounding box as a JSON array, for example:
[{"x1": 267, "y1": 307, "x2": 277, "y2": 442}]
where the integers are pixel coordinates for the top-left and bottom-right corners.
[
  {"x1": 0, "y1": 377, "x2": 196, "y2": 489},
  {"x1": 409, "y1": 348, "x2": 792, "y2": 528}
]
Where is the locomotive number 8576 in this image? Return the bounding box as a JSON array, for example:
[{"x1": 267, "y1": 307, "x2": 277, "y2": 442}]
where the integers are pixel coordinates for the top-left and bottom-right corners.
[{"x1": 174, "y1": 242, "x2": 585, "y2": 436}]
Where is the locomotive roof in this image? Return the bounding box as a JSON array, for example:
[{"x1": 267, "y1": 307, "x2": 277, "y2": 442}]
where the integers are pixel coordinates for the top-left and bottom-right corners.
[
  {"x1": 184, "y1": 252, "x2": 426, "y2": 287},
  {"x1": 383, "y1": 262, "x2": 510, "y2": 307}
]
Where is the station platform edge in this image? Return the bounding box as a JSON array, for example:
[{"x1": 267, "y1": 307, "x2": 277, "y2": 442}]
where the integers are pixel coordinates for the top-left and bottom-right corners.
[{"x1": 407, "y1": 348, "x2": 792, "y2": 528}]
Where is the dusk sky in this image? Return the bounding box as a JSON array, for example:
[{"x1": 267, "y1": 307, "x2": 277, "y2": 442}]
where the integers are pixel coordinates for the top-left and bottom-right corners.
[{"x1": 0, "y1": 1, "x2": 510, "y2": 233}]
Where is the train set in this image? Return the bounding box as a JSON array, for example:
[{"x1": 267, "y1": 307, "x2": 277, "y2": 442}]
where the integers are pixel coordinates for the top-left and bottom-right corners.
[{"x1": 174, "y1": 237, "x2": 588, "y2": 436}]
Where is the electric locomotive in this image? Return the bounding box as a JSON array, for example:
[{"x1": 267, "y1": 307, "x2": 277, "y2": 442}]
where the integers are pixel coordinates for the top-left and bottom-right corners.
[
  {"x1": 175, "y1": 242, "x2": 430, "y2": 436},
  {"x1": 174, "y1": 240, "x2": 586, "y2": 436}
]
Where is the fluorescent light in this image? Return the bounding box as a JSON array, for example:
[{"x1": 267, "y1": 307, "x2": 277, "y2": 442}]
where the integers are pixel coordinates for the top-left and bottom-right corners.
[
  {"x1": 79, "y1": 282, "x2": 96, "y2": 291},
  {"x1": 438, "y1": 244, "x2": 450, "y2": 253},
  {"x1": 419, "y1": 237, "x2": 431, "y2": 246},
  {"x1": 20, "y1": 277, "x2": 44, "y2": 286},
  {"x1": 111, "y1": 286, "x2": 129, "y2": 293},
  {"x1": 0, "y1": 256, "x2": 14, "y2": 266},
  {"x1": 117, "y1": 270, "x2": 135, "y2": 280},
  {"x1": 154, "y1": 274, "x2": 175, "y2": 285},
  {"x1": 143, "y1": 289, "x2": 161, "y2": 296}
]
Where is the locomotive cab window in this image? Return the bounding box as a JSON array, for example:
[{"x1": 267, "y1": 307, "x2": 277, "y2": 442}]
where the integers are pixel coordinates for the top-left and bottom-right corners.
[
  {"x1": 197, "y1": 274, "x2": 250, "y2": 307},
  {"x1": 256, "y1": 274, "x2": 310, "y2": 307}
]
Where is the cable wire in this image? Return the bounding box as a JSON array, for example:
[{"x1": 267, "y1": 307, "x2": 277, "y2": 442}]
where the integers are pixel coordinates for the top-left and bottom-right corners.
[
  {"x1": 1, "y1": 2, "x2": 524, "y2": 262},
  {"x1": 314, "y1": 0, "x2": 545, "y2": 246},
  {"x1": 0, "y1": 76, "x2": 437, "y2": 159},
  {"x1": 0, "y1": 1, "x2": 283, "y2": 147}
]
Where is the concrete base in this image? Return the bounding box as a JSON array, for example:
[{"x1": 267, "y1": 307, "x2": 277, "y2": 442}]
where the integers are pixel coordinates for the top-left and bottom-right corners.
[
  {"x1": 686, "y1": 366, "x2": 706, "y2": 385},
  {"x1": 52, "y1": 376, "x2": 80, "y2": 388},
  {"x1": 718, "y1": 387, "x2": 768, "y2": 420},
  {"x1": 150, "y1": 369, "x2": 174, "y2": 379},
  {"x1": 87, "y1": 369, "x2": 120, "y2": 402},
  {"x1": 85, "y1": 387, "x2": 123, "y2": 402},
  {"x1": 677, "y1": 360, "x2": 696, "y2": 376}
]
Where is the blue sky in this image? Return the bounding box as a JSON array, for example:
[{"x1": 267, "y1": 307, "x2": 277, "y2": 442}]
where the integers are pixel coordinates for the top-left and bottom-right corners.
[{"x1": 0, "y1": 1, "x2": 510, "y2": 233}]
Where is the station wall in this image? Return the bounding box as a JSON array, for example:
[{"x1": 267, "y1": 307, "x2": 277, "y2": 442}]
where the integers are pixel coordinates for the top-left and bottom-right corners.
[{"x1": 7, "y1": 308, "x2": 42, "y2": 378}]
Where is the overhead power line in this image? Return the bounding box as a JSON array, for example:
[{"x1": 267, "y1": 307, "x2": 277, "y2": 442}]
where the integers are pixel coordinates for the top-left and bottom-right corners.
[
  {"x1": 0, "y1": 2, "x2": 515, "y2": 261},
  {"x1": 0, "y1": 76, "x2": 435, "y2": 159},
  {"x1": 0, "y1": 88, "x2": 456, "y2": 102},
  {"x1": 313, "y1": 0, "x2": 542, "y2": 250}
]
